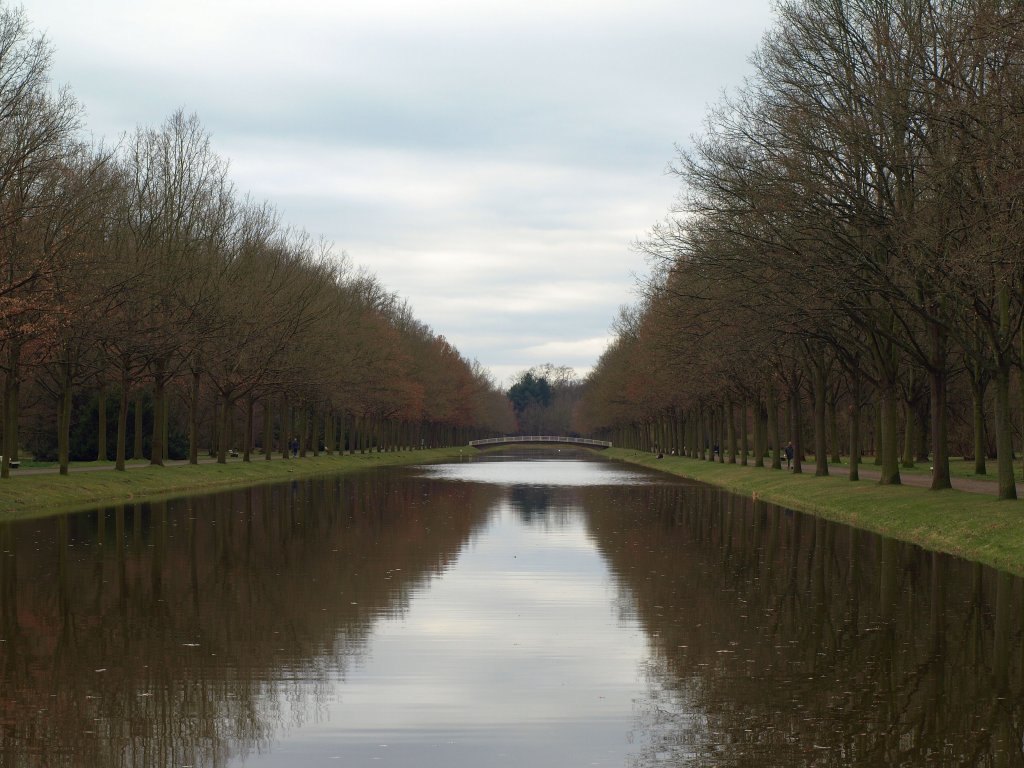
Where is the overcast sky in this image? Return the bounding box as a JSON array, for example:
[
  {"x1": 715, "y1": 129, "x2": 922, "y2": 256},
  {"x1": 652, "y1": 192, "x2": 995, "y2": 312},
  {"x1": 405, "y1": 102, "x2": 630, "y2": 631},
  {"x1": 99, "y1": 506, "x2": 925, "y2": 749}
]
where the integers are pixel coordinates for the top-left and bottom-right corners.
[{"x1": 23, "y1": 0, "x2": 776, "y2": 386}]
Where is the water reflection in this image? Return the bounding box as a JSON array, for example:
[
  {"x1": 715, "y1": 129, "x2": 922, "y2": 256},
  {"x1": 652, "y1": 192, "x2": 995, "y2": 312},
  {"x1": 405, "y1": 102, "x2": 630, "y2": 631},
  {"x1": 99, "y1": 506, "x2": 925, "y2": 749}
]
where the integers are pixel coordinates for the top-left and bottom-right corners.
[
  {"x1": 2, "y1": 459, "x2": 1023, "y2": 767},
  {"x1": 421, "y1": 453, "x2": 664, "y2": 487},
  {"x1": 0, "y1": 473, "x2": 499, "y2": 767},
  {"x1": 584, "y1": 483, "x2": 1024, "y2": 767}
]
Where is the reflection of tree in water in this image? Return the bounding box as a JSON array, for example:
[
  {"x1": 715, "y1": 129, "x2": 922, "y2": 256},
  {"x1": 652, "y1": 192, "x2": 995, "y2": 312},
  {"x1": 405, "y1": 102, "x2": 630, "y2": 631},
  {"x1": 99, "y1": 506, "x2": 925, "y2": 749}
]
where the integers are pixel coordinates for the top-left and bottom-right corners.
[
  {"x1": 0, "y1": 471, "x2": 499, "y2": 767},
  {"x1": 584, "y1": 483, "x2": 1024, "y2": 767},
  {"x1": 507, "y1": 485, "x2": 584, "y2": 528},
  {"x1": 510, "y1": 486, "x2": 553, "y2": 523}
]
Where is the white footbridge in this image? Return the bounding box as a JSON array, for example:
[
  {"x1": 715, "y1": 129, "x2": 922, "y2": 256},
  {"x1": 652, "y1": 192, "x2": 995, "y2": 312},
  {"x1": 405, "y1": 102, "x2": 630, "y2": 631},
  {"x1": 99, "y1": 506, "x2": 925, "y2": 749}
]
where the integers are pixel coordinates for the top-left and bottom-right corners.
[{"x1": 468, "y1": 436, "x2": 612, "y2": 450}]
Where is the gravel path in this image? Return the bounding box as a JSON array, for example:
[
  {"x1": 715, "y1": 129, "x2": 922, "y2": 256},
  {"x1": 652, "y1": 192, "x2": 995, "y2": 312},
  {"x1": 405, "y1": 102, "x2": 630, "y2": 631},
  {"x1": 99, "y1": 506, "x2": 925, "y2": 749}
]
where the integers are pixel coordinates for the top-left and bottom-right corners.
[
  {"x1": 10, "y1": 455, "x2": 276, "y2": 476},
  {"x1": 793, "y1": 462, "x2": 1024, "y2": 497}
]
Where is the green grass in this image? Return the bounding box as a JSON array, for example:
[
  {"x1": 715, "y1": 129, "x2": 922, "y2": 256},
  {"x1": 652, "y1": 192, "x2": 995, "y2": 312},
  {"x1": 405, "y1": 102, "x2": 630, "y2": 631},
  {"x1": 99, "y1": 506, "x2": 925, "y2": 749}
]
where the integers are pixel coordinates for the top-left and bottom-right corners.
[
  {"x1": 606, "y1": 448, "x2": 1024, "y2": 576},
  {"x1": 0, "y1": 448, "x2": 471, "y2": 521},
  {"x1": 11, "y1": 443, "x2": 1024, "y2": 576}
]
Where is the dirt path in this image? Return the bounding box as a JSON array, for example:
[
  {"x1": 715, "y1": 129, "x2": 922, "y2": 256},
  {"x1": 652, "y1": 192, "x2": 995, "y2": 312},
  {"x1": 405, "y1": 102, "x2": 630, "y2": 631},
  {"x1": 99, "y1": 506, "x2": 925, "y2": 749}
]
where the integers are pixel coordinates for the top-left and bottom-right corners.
[
  {"x1": 10, "y1": 454, "x2": 274, "y2": 476},
  {"x1": 798, "y1": 462, "x2": 1024, "y2": 497}
]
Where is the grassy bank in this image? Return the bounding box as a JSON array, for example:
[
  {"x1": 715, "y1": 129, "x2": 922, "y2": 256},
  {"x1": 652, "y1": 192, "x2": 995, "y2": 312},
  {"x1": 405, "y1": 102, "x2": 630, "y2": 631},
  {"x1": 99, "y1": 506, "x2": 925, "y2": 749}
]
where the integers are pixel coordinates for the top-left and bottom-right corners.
[
  {"x1": 0, "y1": 448, "x2": 471, "y2": 521},
  {"x1": 606, "y1": 447, "x2": 1024, "y2": 577},
  {"x1": 12, "y1": 443, "x2": 1024, "y2": 576}
]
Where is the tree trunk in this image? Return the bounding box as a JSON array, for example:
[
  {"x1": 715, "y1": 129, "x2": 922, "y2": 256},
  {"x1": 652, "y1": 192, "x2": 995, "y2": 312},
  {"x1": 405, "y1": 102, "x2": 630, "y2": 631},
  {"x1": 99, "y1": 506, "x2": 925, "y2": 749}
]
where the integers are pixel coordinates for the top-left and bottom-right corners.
[
  {"x1": 300, "y1": 404, "x2": 309, "y2": 457},
  {"x1": 783, "y1": 393, "x2": 791, "y2": 456},
  {"x1": 133, "y1": 394, "x2": 144, "y2": 461},
  {"x1": 726, "y1": 399, "x2": 737, "y2": 464},
  {"x1": 96, "y1": 385, "x2": 107, "y2": 462},
  {"x1": 828, "y1": 389, "x2": 841, "y2": 464},
  {"x1": 711, "y1": 407, "x2": 720, "y2": 461},
  {"x1": 812, "y1": 358, "x2": 828, "y2": 477},
  {"x1": 767, "y1": 387, "x2": 781, "y2": 470},
  {"x1": 879, "y1": 384, "x2": 901, "y2": 485},
  {"x1": 280, "y1": 395, "x2": 290, "y2": 459},
  {"x1": 970, "y1": 371, "x2": 986, "y2": 476},
  {"x1": 1, "y1": 348, "x2": 17, "y2": 479},
  {"x1": 58, "y1": 358, "x2": 73, "y2": 476},
  {"x1": 151, "y1": 358, "x2": 167, "y2": 466},
  {"x1": 873, "y1": 400, "x2": 883, "y2": 465},
  {"x1": 791, "y1": 384, "x2": 804, "y2": 475},
  {"x1": 226, "y1": 397, "x2": 235, "y2": 454},
  {"x1": 928, "y1": 323, "x2": 951, "y2": 490},
  {"x1": 916, "y1": 405, "x2": 929, "y2": 463},
  {"x1": 210, "y1": 398, "x2": 219, "y2": 457},
  {"x1": 901, "y1": 401, "x2": 916, "y2": 469},
  {"x1": 707, "y1": 407, "x2": 716, "y2": 461},
  {"x1": 217, "y1": 391, "x2": 232, "y2": 464},
  {"x1": 243, "y1": 395, "x2": 254, "y2": 462},
  {"x1": 739, "y1": 402, "x2": 748, "y2": 465},
  {"x1": 8, "y1": 371, "x2": 17, "y2": 465},
  {"x1": 753, "y1": 401, "x2": 764, "y2": 467},
  {"x1": 994, "y1": 363, "x2": 1017, "y2": 500},
  {"x1": 849, "y1": 372, "x2": 861, "y2": 482},
  {"x1": 263, "y1": 398, "x2": 273, "y2": 460},
  {"x1": 162, "y1": 395, "x2": 169, "y2": 461},
  {"x1": 1018, "y1": 332, "x2": 1024, "y2": 483},
  {"x1": 116, "y1": 377, "x2": 129, "y2": 471},
  {"x1": 2, "y1": 378, "x2": 10, "y2": 480},
  {"x1": 188, "y1": 367, "x2": 200, "y2": 465},
  {"x1": 697, "y1": 406, "x2": 706, "y2": 460},
  {"x1": 993, "y1": 286, "x2": 1017, "y2": 500}
]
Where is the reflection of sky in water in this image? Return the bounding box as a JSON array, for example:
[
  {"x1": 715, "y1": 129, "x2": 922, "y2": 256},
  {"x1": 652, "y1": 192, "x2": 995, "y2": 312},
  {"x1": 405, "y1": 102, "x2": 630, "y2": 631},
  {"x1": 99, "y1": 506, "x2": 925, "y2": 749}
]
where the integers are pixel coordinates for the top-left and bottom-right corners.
[
  {"x1": 11, "y1": 459, "x2": 1009, "y2": 766},
  {"x1": 419, "y1": 458, "x2": 663, "y2": 487},
  {"x1": 239, "y1": 498, "x2": 651, "y2": 767}
]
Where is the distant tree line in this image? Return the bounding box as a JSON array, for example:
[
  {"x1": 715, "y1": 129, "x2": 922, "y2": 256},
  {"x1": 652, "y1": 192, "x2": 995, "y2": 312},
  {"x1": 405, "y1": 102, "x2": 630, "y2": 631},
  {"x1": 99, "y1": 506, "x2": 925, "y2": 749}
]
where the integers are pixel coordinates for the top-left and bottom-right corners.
[
  {"x1": 507, "y1": 364, "x2": 581, "y2": 435},
  {"x1": 577, "y1": 0, "x2": 1024, "y2": 498},
  {"x1": 0, "y1": 4, "x2": 515, "y2": 475}
]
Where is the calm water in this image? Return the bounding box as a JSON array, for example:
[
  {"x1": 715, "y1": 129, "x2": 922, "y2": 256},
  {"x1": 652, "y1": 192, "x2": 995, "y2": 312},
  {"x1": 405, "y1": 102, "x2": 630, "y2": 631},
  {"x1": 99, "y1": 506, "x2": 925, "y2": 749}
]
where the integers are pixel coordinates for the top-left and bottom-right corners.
[{"x1": 1, "y1": 452, "x2": 1023, "y2": 766}]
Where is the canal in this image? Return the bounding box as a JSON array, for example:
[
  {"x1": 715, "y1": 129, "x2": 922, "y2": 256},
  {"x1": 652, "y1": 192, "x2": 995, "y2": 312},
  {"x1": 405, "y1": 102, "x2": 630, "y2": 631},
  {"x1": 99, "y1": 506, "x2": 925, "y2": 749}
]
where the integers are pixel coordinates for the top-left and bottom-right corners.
[{"x1": 1, "y1": 451, "x2": 1022, "y2": 766}]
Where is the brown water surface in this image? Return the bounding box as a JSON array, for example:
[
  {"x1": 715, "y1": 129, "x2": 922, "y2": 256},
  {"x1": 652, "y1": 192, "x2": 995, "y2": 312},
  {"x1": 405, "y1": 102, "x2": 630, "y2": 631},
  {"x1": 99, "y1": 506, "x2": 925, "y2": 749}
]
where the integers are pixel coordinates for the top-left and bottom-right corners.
[{"x1": 0, "y1": 452, "x2": 1021, "y2": 766}]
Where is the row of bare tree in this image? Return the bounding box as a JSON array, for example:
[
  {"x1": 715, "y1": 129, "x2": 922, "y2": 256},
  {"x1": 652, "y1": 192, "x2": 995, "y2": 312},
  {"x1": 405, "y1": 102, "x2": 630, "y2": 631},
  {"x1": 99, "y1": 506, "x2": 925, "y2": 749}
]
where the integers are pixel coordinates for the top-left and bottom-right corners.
[
  {"x1": 0, "y1": 5, "x2": 514, "y2": 476},
  {"x1": 578, "y1": 0, "x2": 1024, "y2": 498}
]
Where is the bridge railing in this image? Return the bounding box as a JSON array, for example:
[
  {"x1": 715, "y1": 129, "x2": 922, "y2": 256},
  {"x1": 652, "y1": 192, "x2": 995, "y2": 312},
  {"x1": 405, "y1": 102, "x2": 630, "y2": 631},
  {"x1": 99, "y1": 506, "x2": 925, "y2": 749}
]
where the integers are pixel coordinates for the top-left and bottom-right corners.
[{"x1": 468, "y1": 436, "x2": 612, "y2": 449}]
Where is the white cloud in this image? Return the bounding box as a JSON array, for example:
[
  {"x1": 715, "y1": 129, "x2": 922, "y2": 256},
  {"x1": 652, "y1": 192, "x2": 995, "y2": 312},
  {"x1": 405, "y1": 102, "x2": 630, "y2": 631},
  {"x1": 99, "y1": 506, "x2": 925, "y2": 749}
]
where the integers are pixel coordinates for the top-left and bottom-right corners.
[
  {"x1": 522, "y1": 336, "x2": 613, "y2": 360},
  {"x1": 24, "y1": 0, "x2": 776, "y2": 381}
]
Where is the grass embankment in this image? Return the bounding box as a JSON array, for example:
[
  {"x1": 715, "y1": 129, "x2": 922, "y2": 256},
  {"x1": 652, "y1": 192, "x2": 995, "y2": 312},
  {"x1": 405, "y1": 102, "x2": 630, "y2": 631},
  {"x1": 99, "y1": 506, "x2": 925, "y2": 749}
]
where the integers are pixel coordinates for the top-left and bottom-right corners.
[
  {"x1": 606, "y1": 447, "x2": 1024, "y2": 577},
  {"x1": 0, "y1": 448, "x2": 471, "y2": 521}
]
